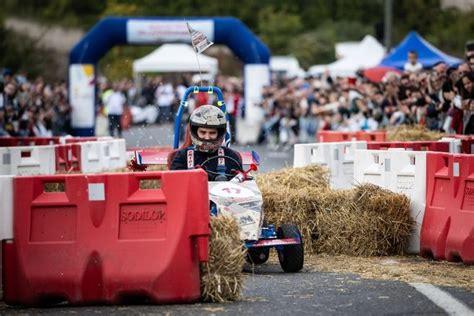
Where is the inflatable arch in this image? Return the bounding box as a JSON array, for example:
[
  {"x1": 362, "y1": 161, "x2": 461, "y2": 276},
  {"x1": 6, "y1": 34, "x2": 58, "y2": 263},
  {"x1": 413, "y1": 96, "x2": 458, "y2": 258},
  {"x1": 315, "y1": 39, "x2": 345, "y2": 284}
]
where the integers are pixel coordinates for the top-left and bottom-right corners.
[{"x1": 69, "y1": 16, "x2": 271, "y2": 136}]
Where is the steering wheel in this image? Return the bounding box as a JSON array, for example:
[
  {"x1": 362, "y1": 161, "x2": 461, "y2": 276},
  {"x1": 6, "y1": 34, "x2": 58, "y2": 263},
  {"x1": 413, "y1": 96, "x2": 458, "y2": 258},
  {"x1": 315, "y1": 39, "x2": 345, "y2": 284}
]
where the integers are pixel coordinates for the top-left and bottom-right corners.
[{"x1": 198, "y1": 154, "x2": 244, "y2": 178}]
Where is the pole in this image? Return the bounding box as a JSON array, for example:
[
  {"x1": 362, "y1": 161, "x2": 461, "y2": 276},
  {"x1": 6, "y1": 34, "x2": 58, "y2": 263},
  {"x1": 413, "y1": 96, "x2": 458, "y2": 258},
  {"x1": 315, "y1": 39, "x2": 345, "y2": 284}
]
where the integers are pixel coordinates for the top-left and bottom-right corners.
[{"x1": 384, "y1": 0, "x2": 392, "y2": 53}]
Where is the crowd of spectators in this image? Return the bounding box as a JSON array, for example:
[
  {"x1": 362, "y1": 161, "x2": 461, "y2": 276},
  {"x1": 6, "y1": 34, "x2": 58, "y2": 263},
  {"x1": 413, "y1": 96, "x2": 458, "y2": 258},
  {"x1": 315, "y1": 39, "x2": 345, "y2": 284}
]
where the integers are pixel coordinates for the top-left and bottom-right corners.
[
  {"x1": 260, "y1": 47, "x2": 474, "y2": 149},
  {"x1": 95, "y1": 74, "x2": 243, "y2": 138},
  {"x1": 0, "y1": 70, "x2": 71, "y2": 137},
  {"x1": 0, "y1": 72, "x2": 243, "y2": 138},
  {"x1": 1, "y1": 43, "x2": 473, "y2": 146}
]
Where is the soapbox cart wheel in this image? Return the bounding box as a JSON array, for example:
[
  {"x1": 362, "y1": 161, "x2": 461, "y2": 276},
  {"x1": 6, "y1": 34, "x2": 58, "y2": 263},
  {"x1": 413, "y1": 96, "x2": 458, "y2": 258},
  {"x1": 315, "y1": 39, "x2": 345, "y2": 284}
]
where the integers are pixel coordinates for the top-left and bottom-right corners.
[
  {"x1": 277, "y1": 223, "x2": 304, "y2": 272},
  {"x1": 246, "y1": 247, "x2": 270, "y2": 265}
]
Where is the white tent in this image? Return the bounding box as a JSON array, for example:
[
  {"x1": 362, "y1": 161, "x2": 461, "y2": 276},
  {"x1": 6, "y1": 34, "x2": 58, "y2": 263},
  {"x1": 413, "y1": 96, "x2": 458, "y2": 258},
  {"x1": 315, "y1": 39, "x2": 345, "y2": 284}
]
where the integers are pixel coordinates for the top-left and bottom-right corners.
[
  {"x1": 308, "y1": 35, "x2": 385, "y2": 77},
  {"x1": 335, "y1": 41, "x2": 359, "y2": 59},
  {"x1": 133, "y1": 43, "x2": 218, "y2": 74},
  {"x1": 270, "y1": 56, "x2": 305, "y2": 78}
]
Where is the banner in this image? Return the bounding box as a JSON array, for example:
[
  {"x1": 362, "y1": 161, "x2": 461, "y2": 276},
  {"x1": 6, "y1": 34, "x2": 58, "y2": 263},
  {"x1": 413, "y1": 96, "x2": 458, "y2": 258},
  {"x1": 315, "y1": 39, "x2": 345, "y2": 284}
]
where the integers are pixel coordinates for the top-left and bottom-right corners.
[
  {"x1": 69, "y1": 64, "x2": 95, "y2": 128},
  {"x1": 127, "y1": 20, "x2": 214, "y2": 44}
]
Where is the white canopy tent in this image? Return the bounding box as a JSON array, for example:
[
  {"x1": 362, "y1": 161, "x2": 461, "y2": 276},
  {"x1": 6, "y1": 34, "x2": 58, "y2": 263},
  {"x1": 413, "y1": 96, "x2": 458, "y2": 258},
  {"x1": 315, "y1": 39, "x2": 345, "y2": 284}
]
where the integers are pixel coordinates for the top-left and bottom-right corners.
[
  {"x1": 270, "y1": 56, "x2": 305, "y2": 78},
  {"x1": 133, "y1": 43, "x2": 218, "y2": 74},
  {"x1": 335, "y1": 41, "x2": 359, "y2": 59},
  {"x1": 308, "y1": 35, "x2": 385, "y2": 77}
]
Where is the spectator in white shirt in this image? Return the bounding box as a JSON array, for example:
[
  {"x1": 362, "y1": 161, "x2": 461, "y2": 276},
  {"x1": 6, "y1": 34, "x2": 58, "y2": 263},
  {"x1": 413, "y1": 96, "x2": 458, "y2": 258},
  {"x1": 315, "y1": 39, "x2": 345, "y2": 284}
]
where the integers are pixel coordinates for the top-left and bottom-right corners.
[
  {"x1": 404, "y1": 50, "x2": 423, "y2": 73},
  {"x1": 106, "y1": 82, "x2": 127, "y2": 137},
  {"x1": 155, "y1": 82, "x2": 175, "y2": 123}
]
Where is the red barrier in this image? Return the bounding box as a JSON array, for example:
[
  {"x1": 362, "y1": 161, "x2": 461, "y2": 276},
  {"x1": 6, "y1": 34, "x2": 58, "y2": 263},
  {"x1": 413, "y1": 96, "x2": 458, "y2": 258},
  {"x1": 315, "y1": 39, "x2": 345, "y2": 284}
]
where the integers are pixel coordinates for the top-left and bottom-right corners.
[
  {"x1": 421, "y1": 153, "x2": 474, "y2": 263},
  {"x1": 129, "y1": 148, "x2": 173, "y2": 166},
  {"x1": 240, "y1": 151, "x2": 258, "y2": 165},
  {"x1": 459, "y1": 136, "x2": 474, "y2": 154},
  {"x1": 453, "y1": 135, "x2": 474, "y2": 154},
  {"x1": 29, "y1": 137, "x2": 60, "y2": 146},
  {"x1": 367, "y1": 141, "x2": 450, "y2": 152},
  {"x1": 0, "y1": 137, "x2": 19, "y2": 147},
  {"x1": 63, "y1": 137, "x2": 98, "y2": 144},
  {"x1": 355, "y1": 131, "x2": 386, "y2": 142},
  {"x1": 55, "y1": 144, "x2": 81, "y2": 173},
  {"x1": 0, "y1": 137, "x2": 60, "y2": 147},
  {"x1": 130, "y1": 147, "x2": 258, "y2": 167},
  {"x1": 3, "y1": 170, "x2": 210, "y2": 305},
  {"x1": 317, "y1": 131, "x2": 356, "y2": 142},
  {"x1": 317, "y1": 131, "x2": 387, "y2": 142}
]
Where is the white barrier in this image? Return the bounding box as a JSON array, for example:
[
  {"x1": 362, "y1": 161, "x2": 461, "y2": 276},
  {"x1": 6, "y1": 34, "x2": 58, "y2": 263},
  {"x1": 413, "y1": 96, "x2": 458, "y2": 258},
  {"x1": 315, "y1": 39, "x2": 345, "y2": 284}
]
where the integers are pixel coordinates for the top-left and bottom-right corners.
[
  {"x1": 294, "y1": 141, "x2": 367, "y2": 189},
  {"x1": 294, "y1": 143, "x2": 332, "y2": 168},
  {"x1": 79, "y1": 142, "x2": 102, "y2": 173},
  {"x1": 0, "y1": 146, "x2": 56, "y2": 175},
  {"x1": 99, "y1": 139, "x2": 127, "y2": 171},
  {"x1": 354, "y1": 149, "x2": 427, "y2": 253},
  {"x1": 353, "y1": 149, "x2": 387, "y2": 187},
  {"x1": 0, "y1": 175, "x2": 14, "y2": 300},
  {"x1": 0, "y1": 148, "x2": 10, "y2": 175},
  {"x1": 0, "y1": 176, "x2": 13, "y2": 240}
]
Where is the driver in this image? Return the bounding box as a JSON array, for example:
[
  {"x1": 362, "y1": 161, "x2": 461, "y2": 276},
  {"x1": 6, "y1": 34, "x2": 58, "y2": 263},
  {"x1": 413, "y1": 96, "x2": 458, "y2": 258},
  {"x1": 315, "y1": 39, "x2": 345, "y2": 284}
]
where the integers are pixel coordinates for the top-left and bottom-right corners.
[{"x1": 170, "y1": 104, "x2": 243, "y2": 180}]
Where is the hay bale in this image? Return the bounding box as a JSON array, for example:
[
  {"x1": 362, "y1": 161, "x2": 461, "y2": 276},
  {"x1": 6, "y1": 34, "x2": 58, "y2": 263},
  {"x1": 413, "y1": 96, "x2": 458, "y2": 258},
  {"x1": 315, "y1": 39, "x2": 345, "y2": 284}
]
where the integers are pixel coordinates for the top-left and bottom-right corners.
[
  {"x1": 257, "y1": 166, "x2": 414, "y2": 257},
  {"x1": 313, "y1": 185, "x2": 412, "y2": 256},
  {"x1": 201, "y1": 216, "x2": 245, "y2": 303},
  {"x1": 256, "y1": 165, "x2": 330, "y2": 191},
  {"x1": 351, "y1": 183, "x2": 413, "y2": 255},
  {"x1": 113, "y1": 164, "x2": 168, "y2": 173},
  {"x1": 386, "y1": 125, "x2": 444, "y2": 141},
  {"x1": 312, "y1": 189, "x2": 358, "y2": 255},
  {"x1": 256, "y1": 166, "x2": 330, "y2": 253},
  {"x1": 259, "y1": 186, "x2": 321, "y2": 253}
]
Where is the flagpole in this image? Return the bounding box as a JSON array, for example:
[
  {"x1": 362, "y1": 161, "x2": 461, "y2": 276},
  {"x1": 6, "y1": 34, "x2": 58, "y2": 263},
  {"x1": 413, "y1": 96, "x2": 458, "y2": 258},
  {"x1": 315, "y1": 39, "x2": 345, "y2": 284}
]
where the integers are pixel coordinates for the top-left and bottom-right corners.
[{"x1": 194, "y1": 46, "x2": 203, "y2": 87}]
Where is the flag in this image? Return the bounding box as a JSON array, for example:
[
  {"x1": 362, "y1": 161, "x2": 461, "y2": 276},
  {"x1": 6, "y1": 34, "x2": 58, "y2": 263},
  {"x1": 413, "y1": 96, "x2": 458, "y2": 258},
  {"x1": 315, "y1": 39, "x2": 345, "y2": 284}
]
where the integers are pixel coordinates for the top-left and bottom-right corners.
[{"x1": 187, "y1": 22, "x2": 213, "y2": 54}]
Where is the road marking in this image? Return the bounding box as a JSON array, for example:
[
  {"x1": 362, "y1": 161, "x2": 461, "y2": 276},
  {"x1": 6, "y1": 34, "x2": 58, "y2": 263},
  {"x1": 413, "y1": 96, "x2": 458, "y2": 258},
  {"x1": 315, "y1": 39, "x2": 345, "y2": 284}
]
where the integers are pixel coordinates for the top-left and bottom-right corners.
[{"x1": 410, "y1": 283, "x2": 473, "y2": 316}]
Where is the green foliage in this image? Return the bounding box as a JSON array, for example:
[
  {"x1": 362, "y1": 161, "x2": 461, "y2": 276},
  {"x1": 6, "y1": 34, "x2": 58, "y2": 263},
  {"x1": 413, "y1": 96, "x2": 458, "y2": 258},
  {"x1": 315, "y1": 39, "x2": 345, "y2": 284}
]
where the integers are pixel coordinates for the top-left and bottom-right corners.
[
  {"x1": 0, "y1": 28, "x2": 60, "y2": 80},
  {"x1": 290, "y1": 20, "x2": 373, "y2": 68},
  {"x1": 290, "y1": 30, "x2": 335, "y2": 69},
  {"x1": 99, "y1": 45, "x2": 156, "y2": 81},
  {"x1": 425, "y1": 8, "x2": 474, "y2": 57},
  {"x1": 258, "y1": 6, "x2": 303, "y2": 54},
  {"x1": 102, "y1": 0, "x2": 141, "y2": 16},
  {"x1": 1, "y1": 0, "x2": 473, "y2": 78}
]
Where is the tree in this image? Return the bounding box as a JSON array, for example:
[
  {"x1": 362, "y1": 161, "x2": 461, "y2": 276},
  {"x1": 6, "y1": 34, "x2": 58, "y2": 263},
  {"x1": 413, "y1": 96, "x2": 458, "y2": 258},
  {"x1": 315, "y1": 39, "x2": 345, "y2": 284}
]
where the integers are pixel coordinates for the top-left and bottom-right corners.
[
  {"x1": 258, "y1": 6, "x2": 303, "y2": 54},
  {"x1": 289, "y1": 20, "x2": 373, "y2": 68},
  {"x1": 289, "y1": 29, "x2": 335, "y2": 69}
]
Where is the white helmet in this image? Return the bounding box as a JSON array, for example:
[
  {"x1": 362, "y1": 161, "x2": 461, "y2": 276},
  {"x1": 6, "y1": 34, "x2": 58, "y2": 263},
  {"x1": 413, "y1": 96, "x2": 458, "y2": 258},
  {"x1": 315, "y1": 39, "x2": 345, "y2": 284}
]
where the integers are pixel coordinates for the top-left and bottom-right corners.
[{"x1": 189, "y1": 104, "x2": 227, "y2": 152}]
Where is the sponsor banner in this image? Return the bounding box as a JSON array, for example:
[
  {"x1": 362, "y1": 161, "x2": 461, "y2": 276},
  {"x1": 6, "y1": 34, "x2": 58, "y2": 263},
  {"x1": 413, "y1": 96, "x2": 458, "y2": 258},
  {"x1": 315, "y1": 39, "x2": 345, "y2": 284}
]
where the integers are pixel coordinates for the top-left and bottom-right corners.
[
  {"x1": 127, "y1": 20, "x2": 214, "y2": 44},
  {"x1": 69, "y1": 64, "x2": 95, "y2": 128}
]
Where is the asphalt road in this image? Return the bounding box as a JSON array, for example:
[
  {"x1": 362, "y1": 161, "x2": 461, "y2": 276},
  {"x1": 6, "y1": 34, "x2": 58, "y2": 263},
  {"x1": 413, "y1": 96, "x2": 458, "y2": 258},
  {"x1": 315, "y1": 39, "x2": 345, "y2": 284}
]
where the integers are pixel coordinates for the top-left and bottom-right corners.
[
  {"x1": 1, "y1": 261, "x2": 473, "y2": 315},
  {"x1": 1, "y1": 124, "x2": 473, "y2": 315}
]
